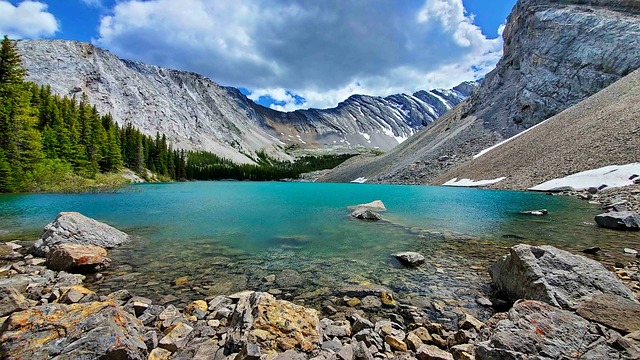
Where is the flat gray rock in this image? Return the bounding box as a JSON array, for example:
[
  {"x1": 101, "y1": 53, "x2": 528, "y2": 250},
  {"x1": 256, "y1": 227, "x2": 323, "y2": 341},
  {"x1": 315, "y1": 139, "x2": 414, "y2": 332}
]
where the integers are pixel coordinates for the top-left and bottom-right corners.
[
  {"x1": 476, "y1": 300, "x2": 634, "y2": 360},
  {"x1": 394, "y1": 252, "x2": 426, "y2": 267}
]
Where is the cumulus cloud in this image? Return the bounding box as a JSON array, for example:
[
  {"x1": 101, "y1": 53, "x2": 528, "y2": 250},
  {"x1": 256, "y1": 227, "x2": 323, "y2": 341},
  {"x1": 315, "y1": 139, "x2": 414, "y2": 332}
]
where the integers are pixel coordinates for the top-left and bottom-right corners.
[
  {"x1": 96, "y1": 0, "x2": 503, "y2": 110},
  {"x1": 0, "y1": 1, "x2": 59, "y2": 39}
]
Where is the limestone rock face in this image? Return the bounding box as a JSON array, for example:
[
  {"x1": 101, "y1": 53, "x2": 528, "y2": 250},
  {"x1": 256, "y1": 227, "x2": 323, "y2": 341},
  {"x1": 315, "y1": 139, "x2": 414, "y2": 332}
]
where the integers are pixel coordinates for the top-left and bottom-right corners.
[
  {"x1": 476, "y1": 300, "x2": 635, "y2": 360},
  {"x1": 595, "y1": 211, "x2": 640, "y2": 231},
  {"x1": 489, "y1": 244, "x2": 637, "y2": 310},
  {"x1": 17, "y1": 39, "x2": 474, "y2": 163},
  {"x1": 229, "y1": 292, "x2": 321, "y2": 353},
  {"x1": 46, "y1": 243, "x2": 111, "y2": 272},
  {"x1": 33, "y1": 212, "x2": 129, "y2": 256},
  {"x1": 0, "y1": 301, "x2": 147, "y2": 359},
  {"x1": 320, "y1": 0, "x2": 640, "y2": 184}
]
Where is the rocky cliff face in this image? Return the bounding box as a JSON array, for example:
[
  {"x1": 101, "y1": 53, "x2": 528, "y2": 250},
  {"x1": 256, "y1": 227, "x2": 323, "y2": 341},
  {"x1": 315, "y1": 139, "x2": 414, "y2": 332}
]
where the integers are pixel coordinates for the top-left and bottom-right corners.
[
  {"x1": 321, "y1": 0, "x2": 640, "y2": 183},
  {"x1": 17, "y1": 40, "x2": 473, "y2": 164}
]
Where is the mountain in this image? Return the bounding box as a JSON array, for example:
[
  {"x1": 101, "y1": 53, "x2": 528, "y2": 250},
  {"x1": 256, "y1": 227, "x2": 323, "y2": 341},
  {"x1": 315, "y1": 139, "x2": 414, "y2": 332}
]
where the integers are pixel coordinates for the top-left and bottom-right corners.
[
  {"x1": 434, "y1": 67, "x2": 640, "y2": 189},
  {"x1": 319, "y1": 0, "x2": 640, "y2": 183},
  {"x1": 16, "y1": 40, "x2": 474, "y2": 164}
]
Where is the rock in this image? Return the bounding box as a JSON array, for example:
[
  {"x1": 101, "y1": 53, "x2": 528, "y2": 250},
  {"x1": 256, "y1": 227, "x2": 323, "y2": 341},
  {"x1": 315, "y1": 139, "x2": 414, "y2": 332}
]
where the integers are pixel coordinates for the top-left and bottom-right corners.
[
  {"x1": 410, "y1": 327, "x2": 433, "y2": 343},
  {"x1": 489, "y1": 244, "x2": 637, "y2": 310},
  {"x1": 394, "y1": 252, "x2": 426, "y2": 267},
  {"x1": 32, "y1": 212, "x2": 129, "y2": 256},
  {"x1": 625, "y1": 248, "x2": 639, "y2": 255},
  {"x1": 347, "y1": 298, "x2": 361, "y2": 307},
  {"x1": 450, "y1": 344, "x2": 475, "y2": 360},
  {"x1": 360, "y1": 295, "x2": 382, "y2": 309},
  {"x1": 173, "y1": 276, "x2": 189, "y2": 286},
  {"x1": 476, "y1": 299, "x2": 628, "y2": 360},
  {"x1": 381, "y1": 291, "x2": 396, "y2": 307},
  {"x1": 149, "y1": 347, "x2": 173, "y2": 360},
  {"x1": 350, "y1": 208, "x2": 382, "y2": 221},
  {"x1": 107, "y1": 289, "x2": 132, "y2": 301},
  {"x1": 416, "y1": 345, "x2": 454, "y2": 360},
  {"x1": 475, "y1": 297, "x2": 492, "y2": 307},
  {"x1": 595, "y1": 211, "x2": 640, "y2": 231},
  {"x1": 458, "y1": 313, "x2": 483, "y2": 331},
  {"x1": 273, "y1": 349, "x2": 308, "y2": 360},
  {"x1": 324, "y1": 320, "x2": 351, "y2": 338},
  {"x1": 353, "y1": 341, "x2": 375, "y2": 360},
  {"x1": 0, "y1": 244, "x2": 22, "y2": 260},
  {"x1": 576, "y1": 294, "x2": 640, "y2": 333},
  {"x1": 235, "y1": 343, "x2": 262, "y2": 360},
  {"x1": 337, "y1": 344, "x2": 354, "y2": 360},
  {"x1": 45, "y1": 243, "x2": 111, "y2": 273},
  {"x1": 519, "y1": 209, "x2": 548, "y2": 216},
  {"x1": 351, "y1": 313, "x2": 374, "y2": 333},
  {"x1": 0, "y1": 286, "x2": 34, "y2": 317},
  {"x1": 185, "y1": 299, "x2": 209, "y2": 319},
  {"x1": 582, "y1": 247, "x2": 601, "y2": 255},
  {"x1": 354, "y1": 329, "x2": 385, "y2": 352},
  {"x1": 229, "y1": 292, "x2": 321, "y2": 352},
  {"x1": 159, "y1": 322, "x2": 194, "y2": 352},
  {"x1": 385, "y1": 334, "x2": 408, "y2": 352},
  {"x1": 0, "y1": 301, "x2": 147, "y2": 359},
  {"x1": 276, "y1": 269, "x2": 303, "y2": 288},
  {"x1": 349, "y1": 200, "x2": 387, "y2": 212},
  {"x1": 263, "y1": 274, "x2": 276, "y2": 282},
  {"x1": 60, "y1": 285, "x2": 98, "y2": 304},
  {"x1": 321, "y1": 338, "x2": 343, "y2": 351},
  {"x1": 405, "y1": 332, "x2": 424, "y2": 351}
]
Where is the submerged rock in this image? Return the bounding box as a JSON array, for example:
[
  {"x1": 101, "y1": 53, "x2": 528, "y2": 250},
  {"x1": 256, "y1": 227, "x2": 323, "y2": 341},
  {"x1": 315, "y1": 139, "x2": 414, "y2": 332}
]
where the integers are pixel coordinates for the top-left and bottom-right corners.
[
  {"x1": 45, "y1": 243, "x2": 111, "y2": 273},
  {"x1": 489, "y1": 244, "x2": 637, "y2": 310},
  {"x1": 33, "y1": 212, "x2": 130, "y2": 256},
  {"x1": 519, "y1": 209, "x2": 548, "y2": 216},
  {"x1": 394, "y1": 252, "x2": 426, "y2": 267},
  {"x1": 0, "y1": 300, "x2": 147, "y2": 359},
  {"x1": 476, "y1": 300, "x2": 634, "y2": 360},
  {"x1": 595, "y1": 211, "x2": 640, "y2": 231}
]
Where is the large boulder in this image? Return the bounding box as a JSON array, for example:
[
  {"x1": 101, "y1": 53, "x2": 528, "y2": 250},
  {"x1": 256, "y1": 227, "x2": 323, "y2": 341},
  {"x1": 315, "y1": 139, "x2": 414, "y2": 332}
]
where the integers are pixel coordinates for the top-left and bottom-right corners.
[
  {"x1": 489, "y1": 244, "x2": 637, "y2": 310},
  {"x1": 351, "y1": 208, "x2": 382, "y2": 221},
  {"x1": 227, "y1": 291, "x2": 321, "y2": 353},
  {"x1": 348, "y1": 200, "x2": 387, "y2": 212},
  {"x1": 33, "y1": 212, "x2": 129, "y2": 256},
  {"x1": 46, "y1": 243, "x2": 111, "y2": 273},
  {"x1": 595, "y1": 211, "x2": 640, "y2": 231},
  {"x1": 476, "y1": 300, "x2": 636, "y2": 360},
  {"x1": 0, "y1": 301, "x2": 147, "y2": 359}
]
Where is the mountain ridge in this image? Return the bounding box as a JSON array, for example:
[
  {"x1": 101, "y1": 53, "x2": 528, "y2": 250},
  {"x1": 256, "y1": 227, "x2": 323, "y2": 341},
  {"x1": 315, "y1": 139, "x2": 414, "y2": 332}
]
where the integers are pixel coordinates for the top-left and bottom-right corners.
[{"x1": 17, "y1": 39, "x2": 474, "y2": 164}]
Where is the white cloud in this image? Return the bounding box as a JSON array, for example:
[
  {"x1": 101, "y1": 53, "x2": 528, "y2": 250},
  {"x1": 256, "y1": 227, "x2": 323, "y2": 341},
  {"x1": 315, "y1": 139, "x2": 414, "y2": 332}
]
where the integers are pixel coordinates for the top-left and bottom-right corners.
[
  {"x1": 96, "y1": 0, "x2": 503, "y2": 110},
  {"x1": 0, "y1": 1, "x2": 58, "y2": 39}
]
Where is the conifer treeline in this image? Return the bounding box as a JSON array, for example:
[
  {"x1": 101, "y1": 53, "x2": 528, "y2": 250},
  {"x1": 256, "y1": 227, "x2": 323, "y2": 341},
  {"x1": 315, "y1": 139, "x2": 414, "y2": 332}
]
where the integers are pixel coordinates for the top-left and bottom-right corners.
[{"x1": 0, "y1": 36, "x2": 354, "y2": 192}]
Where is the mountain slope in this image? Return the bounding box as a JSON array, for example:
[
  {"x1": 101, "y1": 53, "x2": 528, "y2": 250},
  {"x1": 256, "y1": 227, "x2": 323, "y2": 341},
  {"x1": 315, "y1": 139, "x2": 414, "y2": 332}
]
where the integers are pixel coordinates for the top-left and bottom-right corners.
[
  {"x1": 17, "y1": 40, "x2": 473, "y2": 164},
  {"x1": 436, "y1": 67, "x2": 640, "y2": 190},
  {"x1": 320, "y1": 0, "x2": 640, "y2": 183}
]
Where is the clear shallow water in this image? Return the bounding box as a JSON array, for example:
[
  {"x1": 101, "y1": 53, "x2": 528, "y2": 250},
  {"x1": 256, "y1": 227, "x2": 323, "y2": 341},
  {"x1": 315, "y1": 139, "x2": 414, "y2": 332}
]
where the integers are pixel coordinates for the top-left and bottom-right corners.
[{"x1": 1, "y1": 182, "x2": 638, "y2": 321}]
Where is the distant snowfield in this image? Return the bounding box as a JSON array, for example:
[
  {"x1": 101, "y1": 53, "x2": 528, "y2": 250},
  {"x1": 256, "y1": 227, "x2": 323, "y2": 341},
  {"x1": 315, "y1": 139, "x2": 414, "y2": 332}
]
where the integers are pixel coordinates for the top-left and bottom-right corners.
[
  {"x1": 351, "y1": 177, "x2": 368, "y2": 184},
  {"x1": 442, "y1": 177, "x2": 507, "y2": 187},
  {"x1": 529, "y1": 163, "x2": 640, "y2": 192}
]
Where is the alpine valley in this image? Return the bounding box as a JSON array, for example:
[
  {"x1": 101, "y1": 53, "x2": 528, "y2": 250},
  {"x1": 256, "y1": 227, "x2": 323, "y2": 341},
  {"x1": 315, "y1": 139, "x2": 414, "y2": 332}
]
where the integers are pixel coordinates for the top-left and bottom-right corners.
[{"x1": 17, "y1": 40, "x2": 475, "y2": 165}]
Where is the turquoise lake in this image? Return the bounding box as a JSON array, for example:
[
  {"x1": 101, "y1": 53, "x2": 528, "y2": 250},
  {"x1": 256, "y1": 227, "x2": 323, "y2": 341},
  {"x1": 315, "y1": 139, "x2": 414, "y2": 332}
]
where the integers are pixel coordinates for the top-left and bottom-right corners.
[{"x1": 1, "y1": 182, "x2": 638, "y2": 321}]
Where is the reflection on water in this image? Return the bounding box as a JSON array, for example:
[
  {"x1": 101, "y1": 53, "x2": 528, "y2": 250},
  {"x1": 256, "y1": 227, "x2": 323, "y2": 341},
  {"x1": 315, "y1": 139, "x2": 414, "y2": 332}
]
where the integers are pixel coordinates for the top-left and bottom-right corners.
[{"x1": 1, "y1": 182, "x2": 638, "y2": 320}]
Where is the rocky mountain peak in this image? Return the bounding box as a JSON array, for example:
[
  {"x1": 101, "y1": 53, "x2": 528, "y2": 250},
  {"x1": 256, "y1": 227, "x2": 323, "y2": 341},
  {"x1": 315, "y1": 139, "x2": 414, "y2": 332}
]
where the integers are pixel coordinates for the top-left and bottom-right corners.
[{"x1": 320, "y1": 0, "x2": 640, "y2": 184}]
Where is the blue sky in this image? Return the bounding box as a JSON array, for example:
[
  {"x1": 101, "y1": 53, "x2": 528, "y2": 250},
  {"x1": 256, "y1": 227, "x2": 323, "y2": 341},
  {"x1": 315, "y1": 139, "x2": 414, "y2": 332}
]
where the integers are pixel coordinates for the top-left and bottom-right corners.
[{"x1": 1, "y1": 0, "x2": 518, "y2": 111}]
